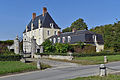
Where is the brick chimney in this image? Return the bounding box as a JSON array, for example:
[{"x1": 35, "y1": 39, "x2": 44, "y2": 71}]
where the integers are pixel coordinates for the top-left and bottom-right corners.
[
  {"x1": 32, "y1": 13, "x2": 36, "y2": 20},
  {"x1": 43, "y1": 7, "x2": 47, "y2": 16},
  {"x1": 57, "y1": 31, "x2": 61, "y2": 36}
]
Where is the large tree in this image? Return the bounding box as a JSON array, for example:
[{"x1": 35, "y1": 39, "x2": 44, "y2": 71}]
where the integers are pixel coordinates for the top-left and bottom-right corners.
[
  {"x1": 90, "y1": 21, "x2": 120, "y2": 52},
  {"x1": 62, "y1": 18, "x2": 88, "y2": 33}
]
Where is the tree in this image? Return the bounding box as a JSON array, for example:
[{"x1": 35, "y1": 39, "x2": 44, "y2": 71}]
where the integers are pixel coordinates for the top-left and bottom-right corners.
[
  {"x1": 62, "y1": 18, "x2": 88, "y2": 33},
  {"x1": 62, "y1": 27, "x2": 72, "y2": 33},
  {"x1": 71, "y1": 18, "x2": 88, "y2": 30},
  {"x1": 41, "y1": 39, "x2": 55, "y2": 53}
]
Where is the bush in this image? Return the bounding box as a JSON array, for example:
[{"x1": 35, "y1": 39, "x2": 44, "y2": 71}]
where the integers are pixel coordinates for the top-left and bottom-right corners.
[
  {"x1": 0, "y1": 54, "x2": 22, "y2": 61},
  {"x1": 72, "y1": 52, "x2": 119, "y2": 57},
  {"x1": 42, "y1": 40, "x2": 55, "y2": 53},
  {"x1": 55, "y1": 43, "x2": 71, "y2": 53}
]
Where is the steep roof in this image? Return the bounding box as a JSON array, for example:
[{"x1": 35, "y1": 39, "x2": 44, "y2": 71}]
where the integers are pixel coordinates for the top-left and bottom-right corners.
[
  {"x1": 23, "y1": 12, "x2": 60, "y2": 33},
  {"x1": 48, "y1": 30, "x2": 104, "y2": 44}
]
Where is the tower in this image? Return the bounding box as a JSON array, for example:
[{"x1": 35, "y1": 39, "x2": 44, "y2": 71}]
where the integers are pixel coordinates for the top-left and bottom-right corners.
[{"x1": 14, "y1": 35, "x2": 20, "y2": 54}]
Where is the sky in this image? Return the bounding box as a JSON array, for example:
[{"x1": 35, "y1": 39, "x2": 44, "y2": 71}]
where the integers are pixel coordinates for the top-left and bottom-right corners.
[{"x1": 0, "y1": 0, "x2": 120, "y2": 40}]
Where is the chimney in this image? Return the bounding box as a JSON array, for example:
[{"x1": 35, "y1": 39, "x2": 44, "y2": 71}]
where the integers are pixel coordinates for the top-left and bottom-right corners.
[
  {"x1": 57, "y1": 31, "x2": 61, "y2": 36},
  {"x1": 32, "y1": 13, "x2": 36, "y2": 20},
  {"x1": 43, "y1": 7, "x2": 47, "y2": 16},
  {"x1": 72, "y1": 28, "x2": 77, "y2": 32}
]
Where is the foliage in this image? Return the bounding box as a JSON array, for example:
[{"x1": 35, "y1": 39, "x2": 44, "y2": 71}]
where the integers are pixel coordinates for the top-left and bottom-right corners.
[
  {"x1": 62, "y1": 18, "x2": 88, "y2": 33},
  {"x1": 62, "y1": 27, "x2": 72, "y2": 33},
  {"x1": 0, "y1": 40, "x2": 14, "y2": 45},
  {"x1": 42, "y1": 39, "x2": 55, "y2": 53},
  {"x1": 0, "y1": 40, "x2": 14, "y2": 53},
  {"x1": 55, "y1": 43, "x2": 71, "y2": 53},
  {"x1": 0, "y1": 54, "x2": 22, "y2": 61},
  {"x1": 90, "y1": 21, "x2": 120, "y2": 52},
  {"x1": 76, "y1": 41, "x2": 84, "y2": 49}
]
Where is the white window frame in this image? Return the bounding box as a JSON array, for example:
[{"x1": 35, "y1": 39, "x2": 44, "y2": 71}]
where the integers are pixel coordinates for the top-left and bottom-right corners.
[
  {"x1": 50, "y1": 23, "x2": 54, "y2": 28},
  {"x1": 68, "y1": 36, "x2": 71, "y2": 42},
  {"x1": 53, "y1": 38, "x2": 56, "y2": 43},
  {"x1": 49, "y1": 38, "x2": 52, "y2": 42},
  {"x1": 58, "y1": 37, "x2": 60, "y2": 43}
]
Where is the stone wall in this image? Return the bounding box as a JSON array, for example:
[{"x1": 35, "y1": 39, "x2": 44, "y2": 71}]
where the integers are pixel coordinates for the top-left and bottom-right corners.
[{"x1": 34, "y1": 54, "x2": 73, "y2": 61}]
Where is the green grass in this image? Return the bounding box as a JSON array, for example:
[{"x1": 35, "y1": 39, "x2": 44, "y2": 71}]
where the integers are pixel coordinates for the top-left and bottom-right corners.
[
  {"x1": 0, "y1": 61, "x2": 37, "y2": 75},
  {"x1": 74, "y1": 55, "x2": 120, "y2": 65},
  {"x1": 68, "y1": 75, "x2": 120, "y2": 80},
  {"x1": 0, "y1": 61, "x2": 51, "y2": 75}
]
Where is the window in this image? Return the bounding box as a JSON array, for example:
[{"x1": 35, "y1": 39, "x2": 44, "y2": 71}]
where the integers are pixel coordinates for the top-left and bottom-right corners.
[
  {"x1": 49, "y1": 38, "x2": 52, "y2": 42},
  {"x1": 47, "y1": 30, "x2": 50, "y2": 36},
  {"x1": 62, "y1": 37, "x2": 65, "y2": 43},
  {"x1": 54, "y1": 31, "x2": 57, "y2": 35},
  {"x1": 50, "y1": 23, "x2": 54, "y2": 28},
  {"x1": 58, "y1": 37, "x2": 60, "y2": 43},
  {"x1": 53, "y1": 38, "x2": 56, "y2": 43},
  {"x1": 68, "y1": 36, "x2": 71, "y2": 42}
]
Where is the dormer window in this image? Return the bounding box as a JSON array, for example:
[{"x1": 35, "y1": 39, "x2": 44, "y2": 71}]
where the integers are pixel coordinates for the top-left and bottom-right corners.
[
  {"x1": 53, "y1": 38, "x2": 56, "y2": 43},
  {"x1": 62, "y1": 37, "x2": 65, "y2": 43},
  {"x1": 68, "y1": 36, "x2": 71, "y2": 42},
  {"x1": 58, "y1": 37, "x2": 60, "y2": 43},
  {"x1": 50, "y1": 23, "x2": 54, "y2": 28}
]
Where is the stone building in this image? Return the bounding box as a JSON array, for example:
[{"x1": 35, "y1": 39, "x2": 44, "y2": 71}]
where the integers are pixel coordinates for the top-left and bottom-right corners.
[
  {"x1": 23, "y1": 7, "x2": 61, "y2": 53},
  {"x1": 48, "y1": 29, "x2": 104, "y2": 52},
  {"x1": 8, "y1": 35, "x2": 20, "y2": 54}
]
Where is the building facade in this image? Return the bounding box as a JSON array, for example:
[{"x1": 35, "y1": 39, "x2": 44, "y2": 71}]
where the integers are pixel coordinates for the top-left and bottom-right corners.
[{"x1": 23, "y1": 7, "x2": 61, "y2": 53}]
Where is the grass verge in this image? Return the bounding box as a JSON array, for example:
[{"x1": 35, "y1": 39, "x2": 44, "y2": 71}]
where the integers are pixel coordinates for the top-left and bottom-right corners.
[
  {"x1": 0, "y1": 61, "x2": 50, "y2": 75},
  {"x1": 68, "y1": 74, "x2": 120, "y2": 80},
  {"x1": 46, "y1": 55, "x2": 120, "y2": 65},
  {"x1": 74, "y1": 55, "x2": 120, "y2": 65}
]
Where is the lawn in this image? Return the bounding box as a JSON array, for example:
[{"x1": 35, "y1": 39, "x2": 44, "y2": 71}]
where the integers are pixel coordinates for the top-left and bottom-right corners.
[
  {"x1": 74, "y1": 55, "x2": 120, "y2": 65},
  {"x1": 47, "y1": 55, "x2": 120, "y2": 65},
  {"x1": 69, "y1": 75, "x2": 120, "y2": 80},
  {"x1": 0, "y1": 61, "x2": 50, "y2": 75}
]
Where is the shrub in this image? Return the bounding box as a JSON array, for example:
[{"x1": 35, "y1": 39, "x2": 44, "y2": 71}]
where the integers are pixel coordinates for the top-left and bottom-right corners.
[
  {"x1": 42, "y1": 40, "x2": 55, "y2": 53},
  {"x1": 55, "y1": 43, "x2": 71, "y2": 53},
  {"x1": 0, "y1": 54, "x2": 22, "y2": 61}
]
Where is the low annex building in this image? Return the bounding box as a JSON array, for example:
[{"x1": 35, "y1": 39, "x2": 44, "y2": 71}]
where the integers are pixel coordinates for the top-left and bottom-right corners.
[{"x1": 48, "y1": 29, "x2": 104, "y2": 52}]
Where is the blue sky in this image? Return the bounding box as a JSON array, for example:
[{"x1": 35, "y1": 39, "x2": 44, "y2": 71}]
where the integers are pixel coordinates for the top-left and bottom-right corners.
[{"x1": 0, "y1": 0, "x2": 120, "y2": 40}]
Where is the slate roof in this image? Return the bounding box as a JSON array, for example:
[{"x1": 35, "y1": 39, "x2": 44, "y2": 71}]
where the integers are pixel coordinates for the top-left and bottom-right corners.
[
  {"x1": 23, "y1": 12, "x2": 60, "y2": 33},
  {"x1": 48, "y1": 30, "x2": 104, "y2": 44}
]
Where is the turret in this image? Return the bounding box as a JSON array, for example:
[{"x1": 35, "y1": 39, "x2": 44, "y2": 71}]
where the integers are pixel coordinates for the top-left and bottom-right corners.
[{"x1": 14, "y1": 35, "x2": 20, "y2": 54}]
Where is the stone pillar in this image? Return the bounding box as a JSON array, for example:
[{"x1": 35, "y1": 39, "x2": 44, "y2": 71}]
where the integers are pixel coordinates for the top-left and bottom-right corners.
[
  {"x1": 99, "y1": 64, "x2": 107, "y2": 76},
  {"x1": 40, "y1": 46, "x2": 43, "y2": 53},
  {"x1": 104, "y1": 56, "x2": 107, "y2": 63},
  {"x1": 14, "y1": 35, "x2": 20, "y2": 54},
  {"x1": 31, "y1": 37, "x2": 36, "y2": 58},
  {"x1": 37, "y1": 60, "x2": 41, "y2": 69}
]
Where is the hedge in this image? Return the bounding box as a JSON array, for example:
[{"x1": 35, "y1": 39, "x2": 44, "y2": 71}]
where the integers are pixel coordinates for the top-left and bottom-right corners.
[{"x1": 0, "y1": 55, "x2": 22, "y2": 61}]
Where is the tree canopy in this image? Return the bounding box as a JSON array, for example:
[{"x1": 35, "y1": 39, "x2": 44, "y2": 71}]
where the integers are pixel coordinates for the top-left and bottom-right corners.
[
  {"x1": 90, "y1": 21, "x2": 120, "y2": 52},
  {"x1": 62, "y1": 18, "x2": 88, "y2": 33}
]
